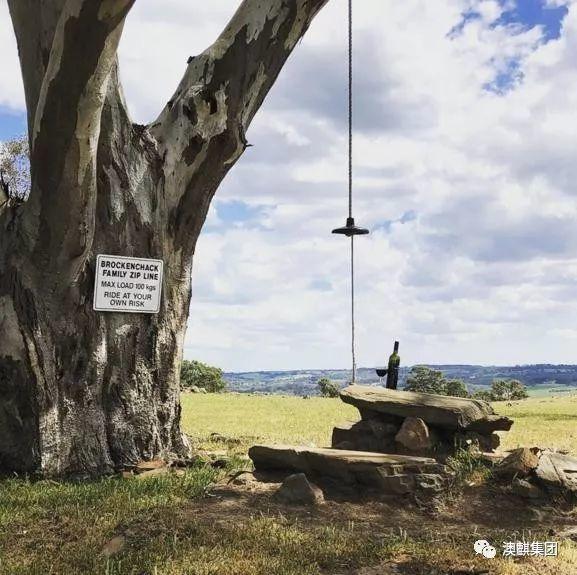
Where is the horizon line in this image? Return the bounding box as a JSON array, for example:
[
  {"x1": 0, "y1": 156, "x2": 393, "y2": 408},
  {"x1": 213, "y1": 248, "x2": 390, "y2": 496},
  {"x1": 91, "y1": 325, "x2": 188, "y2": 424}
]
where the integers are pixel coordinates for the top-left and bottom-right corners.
[{"x1": 222, "y1": 363, "x2": 577, "y2": 374}]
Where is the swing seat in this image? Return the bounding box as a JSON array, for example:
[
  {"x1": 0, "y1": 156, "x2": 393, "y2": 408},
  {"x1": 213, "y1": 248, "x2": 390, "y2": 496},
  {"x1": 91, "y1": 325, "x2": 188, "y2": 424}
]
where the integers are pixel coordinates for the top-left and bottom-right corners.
[{"x1": 332, "y1": 217, "x2": 369, "y2": 237}]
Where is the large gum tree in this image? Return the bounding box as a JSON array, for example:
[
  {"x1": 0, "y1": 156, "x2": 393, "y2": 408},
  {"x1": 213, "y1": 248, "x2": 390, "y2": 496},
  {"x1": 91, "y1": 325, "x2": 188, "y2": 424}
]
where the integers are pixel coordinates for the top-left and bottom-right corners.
[{"x1": 0, "y1": 0, "x2": 329, "y2": 476}]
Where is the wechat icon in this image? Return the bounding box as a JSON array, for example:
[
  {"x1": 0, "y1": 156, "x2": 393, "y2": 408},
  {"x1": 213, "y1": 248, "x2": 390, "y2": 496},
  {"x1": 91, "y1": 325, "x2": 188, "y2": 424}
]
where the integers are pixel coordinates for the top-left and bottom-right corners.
[{"x1": 474, "y1": 539, "x2": 497, "y2": 559}]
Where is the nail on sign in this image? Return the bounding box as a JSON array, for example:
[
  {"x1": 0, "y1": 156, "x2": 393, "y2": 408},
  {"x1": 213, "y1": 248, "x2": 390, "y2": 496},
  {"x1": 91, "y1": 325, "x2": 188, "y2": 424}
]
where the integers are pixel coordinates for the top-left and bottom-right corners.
[{"x1": 93, "y1": 254, "x2": 163, "y2": 314}]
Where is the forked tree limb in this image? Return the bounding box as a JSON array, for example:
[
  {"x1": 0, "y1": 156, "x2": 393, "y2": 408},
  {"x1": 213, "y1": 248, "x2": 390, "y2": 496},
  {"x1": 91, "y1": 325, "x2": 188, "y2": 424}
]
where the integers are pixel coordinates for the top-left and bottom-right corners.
[
  {"x1": 8, "y1": 0, "x2": 330, "y2": 262},
  {"x1": 153, "y1": 0, "x2": 329, "y2": 137}
]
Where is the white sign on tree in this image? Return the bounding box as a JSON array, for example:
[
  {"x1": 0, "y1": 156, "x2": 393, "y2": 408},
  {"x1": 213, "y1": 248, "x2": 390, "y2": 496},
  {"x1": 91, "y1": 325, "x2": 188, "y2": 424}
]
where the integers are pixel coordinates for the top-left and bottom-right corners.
[{"x1": 93, "y1": 254, "x2": 164, "y2": 314}]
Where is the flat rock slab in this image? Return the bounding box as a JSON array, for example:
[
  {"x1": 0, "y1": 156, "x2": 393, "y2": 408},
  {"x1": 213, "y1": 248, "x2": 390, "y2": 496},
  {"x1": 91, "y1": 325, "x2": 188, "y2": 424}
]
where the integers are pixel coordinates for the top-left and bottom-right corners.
[
  {"x1": 535, "y1": 452, "x2": 577, "y2": 494},
  {"x1": 249, "y1": 445, "x2": 445, "y2": 491},
  {"x1": 134, "y1": 459, "x2": 166, "y2": 473},
  {"x1": 340, "y1": 385, "x2": 511, "y2": 431}
]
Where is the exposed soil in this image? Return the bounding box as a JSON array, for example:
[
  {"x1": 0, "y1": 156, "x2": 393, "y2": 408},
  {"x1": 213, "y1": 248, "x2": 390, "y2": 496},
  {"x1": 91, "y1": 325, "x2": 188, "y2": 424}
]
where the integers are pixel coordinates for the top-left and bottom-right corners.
[
  {"x1": 202, "y1": 470, "x2": 574, "y2": 530},
  {"x1": 141, "y1": 471, "x2": 575, "y2": 575}
]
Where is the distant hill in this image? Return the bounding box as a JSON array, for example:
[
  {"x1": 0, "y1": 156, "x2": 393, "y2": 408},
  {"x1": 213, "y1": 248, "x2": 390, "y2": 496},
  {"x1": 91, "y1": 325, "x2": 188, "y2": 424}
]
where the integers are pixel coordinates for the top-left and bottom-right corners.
[{"x1": 223, "y1": 364, "x2": 577, "y2": 396}]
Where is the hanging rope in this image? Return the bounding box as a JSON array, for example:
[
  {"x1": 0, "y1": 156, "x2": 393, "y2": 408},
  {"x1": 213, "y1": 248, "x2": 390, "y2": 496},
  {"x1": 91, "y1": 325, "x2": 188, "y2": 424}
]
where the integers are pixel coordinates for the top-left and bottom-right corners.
[
  {"x1": 331, "y1": 0, "x2": 368, "y2": 384},
  {"x1": 351, "y1": 235, "x2": 356, "y2": 381},
  {"x1": 348, "y1": 0, "x2": 353, "y2": 221},
  {"x1": 348, "y1": 0, "x2": 356, "y2": 382}
]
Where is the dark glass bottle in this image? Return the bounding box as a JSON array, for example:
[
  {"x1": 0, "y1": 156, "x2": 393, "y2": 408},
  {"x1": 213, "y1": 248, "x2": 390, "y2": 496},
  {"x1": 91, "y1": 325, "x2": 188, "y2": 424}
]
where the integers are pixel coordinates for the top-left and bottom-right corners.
[{"x1": 386, "y1": 341, "x2": 400, "y2": 390}]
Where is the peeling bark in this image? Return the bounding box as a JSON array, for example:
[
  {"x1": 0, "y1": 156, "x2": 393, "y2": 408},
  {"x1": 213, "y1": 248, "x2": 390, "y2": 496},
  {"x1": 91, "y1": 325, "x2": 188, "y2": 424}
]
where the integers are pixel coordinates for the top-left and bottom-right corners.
[{"x1": 1, "y1": 0, "x2": 329, "y2": 476}]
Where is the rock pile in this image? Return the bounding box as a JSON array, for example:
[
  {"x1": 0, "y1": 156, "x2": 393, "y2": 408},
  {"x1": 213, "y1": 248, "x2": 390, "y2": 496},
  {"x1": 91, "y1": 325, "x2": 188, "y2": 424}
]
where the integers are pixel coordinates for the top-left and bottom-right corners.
[
  {"x1": 248, "y1": 384, "x2": 516, "y2": 498},
  {"x1": 333, "y1": 385, "x2": 513, "y2": 457},
  {"x1": 497, "y1": 447, "x2": 577, "y2": 500}
]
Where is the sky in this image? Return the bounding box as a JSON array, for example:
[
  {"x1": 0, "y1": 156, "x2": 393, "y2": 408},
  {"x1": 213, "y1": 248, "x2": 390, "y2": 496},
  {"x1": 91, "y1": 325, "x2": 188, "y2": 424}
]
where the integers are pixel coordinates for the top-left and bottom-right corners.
[{"x1": 1, "y1": 0, "x2": 577, "y2": 372}]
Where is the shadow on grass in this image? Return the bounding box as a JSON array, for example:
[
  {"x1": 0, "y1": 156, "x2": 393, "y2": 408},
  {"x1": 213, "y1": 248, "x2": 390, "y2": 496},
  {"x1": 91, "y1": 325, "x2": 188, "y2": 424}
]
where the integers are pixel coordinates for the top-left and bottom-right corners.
[{"x1": 1, "y1": 462, "x2": 575, "y2": 574}]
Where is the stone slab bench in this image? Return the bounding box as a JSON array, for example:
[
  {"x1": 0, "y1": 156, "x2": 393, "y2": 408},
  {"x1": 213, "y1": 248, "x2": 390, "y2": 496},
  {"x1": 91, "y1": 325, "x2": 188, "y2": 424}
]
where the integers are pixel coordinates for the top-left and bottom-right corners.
[
  {"x1": 248, "y1": 445, "x2": 448, "y2": 494},
  {"x1": 340, "y1": 385, "x2": 513, "y2": 432}
]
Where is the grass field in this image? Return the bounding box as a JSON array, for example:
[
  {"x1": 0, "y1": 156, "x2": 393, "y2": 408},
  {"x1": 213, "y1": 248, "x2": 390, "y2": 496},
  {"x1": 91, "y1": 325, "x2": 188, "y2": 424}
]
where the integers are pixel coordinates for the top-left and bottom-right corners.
[
  {"x1": 497, "y1": 394, "x2": 577, "y2": 453},
  {"x1": 181, "y1": 392, "x2": 577, "y2": 454},
  {"x1": 0, "y1": 393, "x2": 575, "y2": 574}
]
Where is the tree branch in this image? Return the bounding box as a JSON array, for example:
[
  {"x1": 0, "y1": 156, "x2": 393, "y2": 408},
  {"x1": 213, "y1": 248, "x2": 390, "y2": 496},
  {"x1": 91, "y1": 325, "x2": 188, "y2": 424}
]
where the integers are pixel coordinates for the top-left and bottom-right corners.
[
  {"x1": 149, "y1": 0, "x2": 329, "y2": 246},
  {"x1": 155, "y1": 0, "x2": 328, "y2": 135},
  {"x1": 8, "y1": 0, "x2": 68, "y2": 139},
  {"x1": 21, "y1": 0, "x2": 135, "y2": 271}
]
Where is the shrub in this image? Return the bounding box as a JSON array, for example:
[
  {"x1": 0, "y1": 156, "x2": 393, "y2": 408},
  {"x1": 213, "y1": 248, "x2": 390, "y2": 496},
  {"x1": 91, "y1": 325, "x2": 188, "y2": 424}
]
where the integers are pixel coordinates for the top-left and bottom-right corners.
[
  {"x1": 446, "y1": 449, "x2": 493, "y2": 491},
  {"x1": 317, "y1": 377, "x2": 340, "y2": 398},
  {"x1": 472, "y1": 390, "x2": 494, "y2": 402},
  {"x1": 489, "y1": 379, "x2": 529, "y2": 401},
  {"x1": 181, "y1": 360, "x2": 226, "y2": 393},
  {"x1": 445, "y1": 379, "x2": 470, "y2": 398},
  {"x1": 473, "y1": 379, "x2": 529, "y2": 402}
]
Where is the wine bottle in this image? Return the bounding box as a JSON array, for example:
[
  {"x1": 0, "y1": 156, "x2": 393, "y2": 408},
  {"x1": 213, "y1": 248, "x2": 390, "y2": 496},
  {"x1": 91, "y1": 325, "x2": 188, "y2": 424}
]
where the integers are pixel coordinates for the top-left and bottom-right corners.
[{"x1": 386, "y1": 341, "x2": 400, "y2": 390}]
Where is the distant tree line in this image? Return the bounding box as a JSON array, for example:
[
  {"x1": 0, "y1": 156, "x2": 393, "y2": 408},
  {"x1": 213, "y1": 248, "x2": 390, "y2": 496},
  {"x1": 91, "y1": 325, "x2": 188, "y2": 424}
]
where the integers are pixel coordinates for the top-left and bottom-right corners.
[
  {"x1": 404, "y1": 366, "x2": 529, "y2": 401},
  {"x1": 181, "y1": 362, "x2": 529, "y2": 400}
]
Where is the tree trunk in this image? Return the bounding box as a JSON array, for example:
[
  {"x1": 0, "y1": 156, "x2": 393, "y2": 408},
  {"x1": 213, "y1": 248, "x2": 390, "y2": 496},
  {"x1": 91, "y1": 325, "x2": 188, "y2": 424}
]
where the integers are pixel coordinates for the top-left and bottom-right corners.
[
  {"x1": 1, "y1": 0, "x2": 329, "y2": 476},
  {"x1": 0, "y1": 69, "x2": 191, "y2": 475}
]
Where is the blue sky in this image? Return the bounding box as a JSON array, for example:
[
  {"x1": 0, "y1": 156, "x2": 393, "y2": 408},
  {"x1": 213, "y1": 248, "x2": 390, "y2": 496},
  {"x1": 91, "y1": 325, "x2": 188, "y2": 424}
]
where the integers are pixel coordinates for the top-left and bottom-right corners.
[
  {"x1": 0, "y1": 107, "x2": 26, "y2": 140},
  {"x1": 498, "y1": 0, "x2": 568, "y2": 40},
  {"x1": 450, "y1": 0, "x2": 570, "y2": 93},
  {"x1": 456, "y1": 0, "x2": 568, "y2": 39},
  {"x1": 207, "y1": 200, "x2": 271, "y2": 232},
  {"x1": 1, "y1": 0, "x2": 577, "y2": 371}
]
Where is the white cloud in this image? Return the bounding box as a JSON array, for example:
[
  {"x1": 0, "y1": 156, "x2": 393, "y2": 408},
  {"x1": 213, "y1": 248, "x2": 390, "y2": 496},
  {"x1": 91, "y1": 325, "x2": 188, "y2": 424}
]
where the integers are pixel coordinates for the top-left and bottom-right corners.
[{"x1": 0, "y1": 2, "x2": 25, "y2": 111}]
